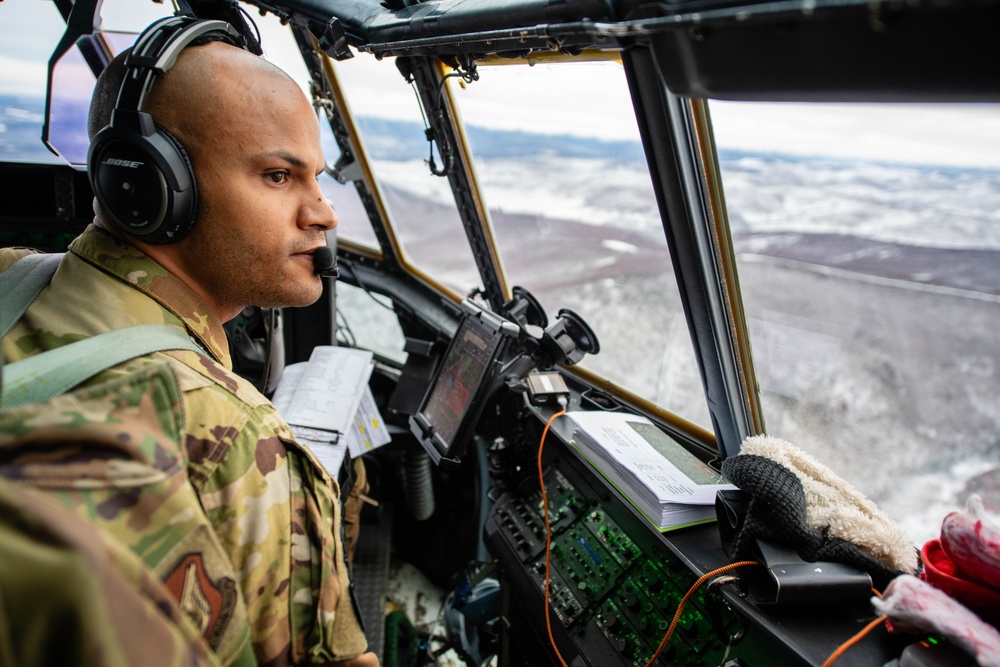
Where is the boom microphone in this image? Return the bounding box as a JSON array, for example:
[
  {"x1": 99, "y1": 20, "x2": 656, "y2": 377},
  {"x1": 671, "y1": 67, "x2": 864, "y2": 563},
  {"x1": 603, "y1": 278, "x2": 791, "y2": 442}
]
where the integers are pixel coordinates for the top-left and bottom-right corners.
[{"x1": 313, "y1": 246, "x2": 339, "y2": 278}]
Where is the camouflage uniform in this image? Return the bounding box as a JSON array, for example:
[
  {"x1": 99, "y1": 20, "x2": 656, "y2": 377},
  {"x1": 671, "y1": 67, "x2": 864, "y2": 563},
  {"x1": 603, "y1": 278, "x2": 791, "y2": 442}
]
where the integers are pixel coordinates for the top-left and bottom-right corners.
[
  {"x1": 0, "y1": 225, "x2": 369, "y2": 666},
  {"x1": 0, "y1": 365, "x2": 224, "y2": 667}
]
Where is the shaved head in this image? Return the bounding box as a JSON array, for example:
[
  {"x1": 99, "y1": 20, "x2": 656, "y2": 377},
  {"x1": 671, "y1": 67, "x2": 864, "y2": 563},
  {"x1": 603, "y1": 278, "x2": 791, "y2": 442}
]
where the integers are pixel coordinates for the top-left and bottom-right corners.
[
  {"x1": 147, "y1": 43, "x2": 301, "y2": 162},
  {"x1": 89, "y1": 40, "x2": 301, "y2": 168}
]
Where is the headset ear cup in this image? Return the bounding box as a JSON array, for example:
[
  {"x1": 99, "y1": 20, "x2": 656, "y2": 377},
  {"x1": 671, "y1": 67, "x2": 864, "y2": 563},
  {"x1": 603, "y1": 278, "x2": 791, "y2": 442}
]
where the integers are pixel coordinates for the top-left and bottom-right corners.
[
  {"x1": 88, "y1": 125, "x2": 198, "y2": 245},
  {"x1": 157, "y1": 126, "x2": 198, "y2": 243}
]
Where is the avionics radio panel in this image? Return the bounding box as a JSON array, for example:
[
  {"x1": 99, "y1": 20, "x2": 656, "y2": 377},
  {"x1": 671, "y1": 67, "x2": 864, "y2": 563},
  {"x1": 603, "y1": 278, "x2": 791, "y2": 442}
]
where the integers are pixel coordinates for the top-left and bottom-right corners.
[{"x1": 484, "y1": 439, "x2": 900, "y2": 666}]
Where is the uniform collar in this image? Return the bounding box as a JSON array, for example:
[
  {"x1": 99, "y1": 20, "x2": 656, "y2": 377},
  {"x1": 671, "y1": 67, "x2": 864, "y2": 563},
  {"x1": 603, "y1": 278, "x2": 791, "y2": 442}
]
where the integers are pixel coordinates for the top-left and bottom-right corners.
[{"x1": 69, "y1": 225, "x2": 233, "y2": 369}]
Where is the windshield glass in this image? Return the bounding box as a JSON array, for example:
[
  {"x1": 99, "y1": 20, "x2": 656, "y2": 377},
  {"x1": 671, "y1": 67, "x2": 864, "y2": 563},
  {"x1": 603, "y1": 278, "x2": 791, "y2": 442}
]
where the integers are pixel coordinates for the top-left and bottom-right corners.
[
  {"x1": 450, "y1": 59, "x2": 713, "y2": 428},
  {"x1": 711, "y1": 100, "x2": 1000, "y2": 545},
  {"x1": 1, "y1": 1, "x2": 66, "y2": 164},
  {"x1": 328, "y1": 52, "x2": 483, "y2": 295}
]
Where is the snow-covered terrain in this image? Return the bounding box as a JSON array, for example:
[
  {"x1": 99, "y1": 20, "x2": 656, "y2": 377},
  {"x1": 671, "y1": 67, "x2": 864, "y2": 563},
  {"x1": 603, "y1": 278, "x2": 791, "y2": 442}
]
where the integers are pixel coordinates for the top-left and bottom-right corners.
[{"x1": 370, "y1": 131, "x2": 1000, "y2": 549}]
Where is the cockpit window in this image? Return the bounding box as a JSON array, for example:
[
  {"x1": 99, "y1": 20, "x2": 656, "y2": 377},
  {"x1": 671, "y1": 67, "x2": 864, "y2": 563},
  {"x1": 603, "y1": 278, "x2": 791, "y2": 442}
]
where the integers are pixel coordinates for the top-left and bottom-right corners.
[
  {"x1": 45, "y1": 44, "x2": 96, "y2": 165},
  {"x1": 38, "y1": 0, "x2": 179, "y2": 164},
  {"x1": 0, "y1": 1, "x2": 67, "y2": 164},
  {"x1": 710, "y1": 100, "x2": 1000, "y2": 545},
  {"x1": 451, "y1": 59, "x2": 713, "y2": 428},
  {"x1": 328, "y1": 52, "x2": 484, "y2": 295}
]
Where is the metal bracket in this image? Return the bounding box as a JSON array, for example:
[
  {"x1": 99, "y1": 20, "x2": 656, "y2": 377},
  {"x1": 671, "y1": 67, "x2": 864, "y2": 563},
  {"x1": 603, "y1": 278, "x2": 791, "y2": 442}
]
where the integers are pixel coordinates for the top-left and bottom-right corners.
[
  {"x1": 327, "y1": 152, "x2": 364, "y2": 184},
  {"x1": 314, "y1": 17, "x2": 353, "y2": 60}
]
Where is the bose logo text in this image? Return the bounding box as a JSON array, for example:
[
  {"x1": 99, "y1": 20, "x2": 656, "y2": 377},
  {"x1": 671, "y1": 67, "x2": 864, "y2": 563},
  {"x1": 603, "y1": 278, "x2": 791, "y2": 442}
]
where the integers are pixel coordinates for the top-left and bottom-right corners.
[{"x1": 102, "y1": 158, "x2": 144, "y2": 168}]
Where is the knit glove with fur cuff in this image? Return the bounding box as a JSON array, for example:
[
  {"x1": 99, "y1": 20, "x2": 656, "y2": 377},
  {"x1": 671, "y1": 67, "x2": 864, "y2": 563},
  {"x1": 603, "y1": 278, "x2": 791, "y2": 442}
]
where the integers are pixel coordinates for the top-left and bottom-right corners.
[{"x1": 722, "y1": 435, "x2": 918, "y2": 589}]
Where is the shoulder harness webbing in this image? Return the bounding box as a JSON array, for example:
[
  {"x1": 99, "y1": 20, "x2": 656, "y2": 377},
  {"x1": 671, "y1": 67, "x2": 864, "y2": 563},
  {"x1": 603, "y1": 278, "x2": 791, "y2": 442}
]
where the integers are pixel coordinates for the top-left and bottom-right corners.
[{"x1": 0, "y1": 253, "x2": 203, "y2": 408}]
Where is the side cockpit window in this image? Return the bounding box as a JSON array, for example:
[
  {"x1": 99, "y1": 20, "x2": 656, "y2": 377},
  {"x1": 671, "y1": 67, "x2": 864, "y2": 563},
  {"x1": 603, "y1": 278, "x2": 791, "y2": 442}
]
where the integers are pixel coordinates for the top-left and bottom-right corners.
[
  {"x1": 710, "y1": 100, "x2": 1000, "y2": 545},
  {"x1": 1, "y1": 2, "x2": 69, "y2": 164},
  {"x1": 1, "y1": 2, "x2": 378, "y2": 255}
]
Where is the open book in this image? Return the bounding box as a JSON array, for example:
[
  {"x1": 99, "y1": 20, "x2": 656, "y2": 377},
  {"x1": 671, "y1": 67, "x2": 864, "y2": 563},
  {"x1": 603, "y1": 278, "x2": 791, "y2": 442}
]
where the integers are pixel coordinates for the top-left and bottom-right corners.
[
  {"x1": 567, "y1": 411, "x2": 735, "y2": 532},
  {"x1": 271, "y1": 346, "x2": 391, "y2": 475}
]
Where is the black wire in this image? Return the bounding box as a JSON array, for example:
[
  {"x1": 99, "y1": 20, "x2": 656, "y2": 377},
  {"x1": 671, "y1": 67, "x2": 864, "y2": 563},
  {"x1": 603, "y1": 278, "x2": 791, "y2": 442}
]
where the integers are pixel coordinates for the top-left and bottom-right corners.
[
  {"x1": 417, "y1": 64, "x2": 479, "y2": 177},
  {"x1": 335, "y1": 307, "x2": 357, "y2": 348},
  {"x1": 435, "y1": 70, "x2": 468, "y2": 108},
  {"x1": 236, "y1": 4, "x2": 263, "y2": 53},
  {"x1": 340, "y1": 261, "x2": 397, "y2": 313},
  {"x1": 259, "y1": 308, "x2": 272, "y2": 393}
]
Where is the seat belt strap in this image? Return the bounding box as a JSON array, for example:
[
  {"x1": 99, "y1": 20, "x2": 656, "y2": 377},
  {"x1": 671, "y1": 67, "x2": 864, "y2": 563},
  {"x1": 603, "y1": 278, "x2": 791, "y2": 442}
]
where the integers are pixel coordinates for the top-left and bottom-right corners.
[
  {"x1": 1, "y1": 323, "x2": 204, "y2": 409},
  {"x1": 0, "y1": 253, "x2": 64, "y2": 338}
]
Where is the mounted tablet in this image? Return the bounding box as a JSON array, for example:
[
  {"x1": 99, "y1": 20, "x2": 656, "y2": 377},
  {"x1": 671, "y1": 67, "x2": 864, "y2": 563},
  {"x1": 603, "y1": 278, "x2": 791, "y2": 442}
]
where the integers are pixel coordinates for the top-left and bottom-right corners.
[{"x1": 410, "y1": 302, "x2": 519, "y2": 468}]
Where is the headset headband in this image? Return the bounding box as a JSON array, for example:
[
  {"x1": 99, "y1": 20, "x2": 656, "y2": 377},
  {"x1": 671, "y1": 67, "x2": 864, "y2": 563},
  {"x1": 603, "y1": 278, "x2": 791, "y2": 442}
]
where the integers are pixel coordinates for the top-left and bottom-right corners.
[{"x1": 111, "y1": 17, "x2": 242, "y2": 137}]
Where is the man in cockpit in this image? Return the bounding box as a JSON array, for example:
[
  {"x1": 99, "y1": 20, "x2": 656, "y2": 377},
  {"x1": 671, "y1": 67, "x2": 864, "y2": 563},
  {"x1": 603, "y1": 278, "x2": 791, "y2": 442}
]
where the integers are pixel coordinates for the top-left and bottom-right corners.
[{"x1": 0, "y1": 22, "x2": 378, "y2": 667}]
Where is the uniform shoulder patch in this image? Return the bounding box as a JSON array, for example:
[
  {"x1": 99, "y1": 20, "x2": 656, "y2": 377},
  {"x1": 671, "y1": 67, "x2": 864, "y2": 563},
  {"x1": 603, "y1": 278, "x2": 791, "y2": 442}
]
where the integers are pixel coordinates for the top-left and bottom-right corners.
[{"x1": 164, "y1": 552, "x2": 239, "y2": 650}]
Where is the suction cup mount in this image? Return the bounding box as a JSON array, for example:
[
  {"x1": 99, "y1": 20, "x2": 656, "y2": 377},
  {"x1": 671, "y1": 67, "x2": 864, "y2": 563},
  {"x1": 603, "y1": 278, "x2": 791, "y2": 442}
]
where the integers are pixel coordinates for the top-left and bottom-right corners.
[
  {"x1": 497, "y1": 285, "x2": 600, "y2": 369},
  {"x1": 503, "y1": 285, "x2": 549, "y2": 329},
  {"x1": 557, "y1": 308, "x2": 600, "y2": 355},
  {"x1": 542, "y1": 308, "x2": 601, "y2": 366}
]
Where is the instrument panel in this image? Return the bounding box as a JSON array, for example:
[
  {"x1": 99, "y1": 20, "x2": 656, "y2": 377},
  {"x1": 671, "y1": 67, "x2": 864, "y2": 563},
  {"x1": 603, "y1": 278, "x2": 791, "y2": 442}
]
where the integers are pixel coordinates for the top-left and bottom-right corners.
[{"x1": 484, "y1": 419, "x2": 901, "y2": 667}]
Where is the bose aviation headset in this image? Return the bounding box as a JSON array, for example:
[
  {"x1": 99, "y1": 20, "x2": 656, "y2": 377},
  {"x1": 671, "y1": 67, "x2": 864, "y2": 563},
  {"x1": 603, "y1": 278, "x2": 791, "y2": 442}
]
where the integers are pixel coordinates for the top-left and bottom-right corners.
[{"x1": 87, "y1": 16, "x2": 248, "y2": 244}]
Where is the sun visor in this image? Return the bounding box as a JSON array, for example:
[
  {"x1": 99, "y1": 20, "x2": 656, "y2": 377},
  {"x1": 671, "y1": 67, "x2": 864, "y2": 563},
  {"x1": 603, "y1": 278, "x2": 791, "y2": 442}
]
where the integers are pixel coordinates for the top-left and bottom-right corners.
[{"x1": 649, "y1": 0, "x2": 1000, "y2": 103}]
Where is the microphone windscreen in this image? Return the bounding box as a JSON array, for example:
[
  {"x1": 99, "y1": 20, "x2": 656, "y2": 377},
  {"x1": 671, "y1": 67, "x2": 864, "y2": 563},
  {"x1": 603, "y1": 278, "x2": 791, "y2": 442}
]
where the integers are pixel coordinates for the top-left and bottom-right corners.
[{"x1": 313, "y1": 246, "x2": 338, "y2": 277}]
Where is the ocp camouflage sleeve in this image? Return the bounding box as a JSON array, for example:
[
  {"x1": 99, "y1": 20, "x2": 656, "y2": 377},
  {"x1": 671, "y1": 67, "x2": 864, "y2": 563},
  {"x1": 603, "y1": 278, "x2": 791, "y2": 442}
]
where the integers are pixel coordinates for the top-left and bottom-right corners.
[
  {"x1": 187, "y1": 381, "x2": 369, "y2": 665},
  {"x1": 0, "y1": 364, "x2": 229, "y2": 667},
  {"x1": 0, "y1": 479, "x2": 221, "y2": 667}
]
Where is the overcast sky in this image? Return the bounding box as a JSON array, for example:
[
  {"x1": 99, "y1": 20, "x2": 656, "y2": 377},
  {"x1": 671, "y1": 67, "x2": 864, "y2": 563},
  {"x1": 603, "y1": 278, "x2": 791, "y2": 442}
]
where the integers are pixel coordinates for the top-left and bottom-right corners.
[{"x1": 3, "y1": 0, "x2": 1000, "y2": 169}]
